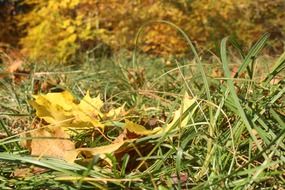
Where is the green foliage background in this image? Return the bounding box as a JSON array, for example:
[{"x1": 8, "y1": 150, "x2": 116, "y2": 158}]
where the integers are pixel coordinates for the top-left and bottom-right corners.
[{"x1": 1, "y1": 0, "x2": 285, "y2": 62}]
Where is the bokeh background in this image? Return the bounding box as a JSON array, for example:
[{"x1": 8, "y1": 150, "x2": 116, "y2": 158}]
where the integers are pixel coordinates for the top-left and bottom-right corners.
[{"x1": 1, "y1": 0, "x2": 285, "y2": 63}]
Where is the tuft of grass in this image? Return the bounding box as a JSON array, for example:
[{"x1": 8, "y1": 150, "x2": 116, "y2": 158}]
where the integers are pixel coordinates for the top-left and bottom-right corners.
[{"x1": 0, "y1": 33, "x2": 284, "y2": 189}]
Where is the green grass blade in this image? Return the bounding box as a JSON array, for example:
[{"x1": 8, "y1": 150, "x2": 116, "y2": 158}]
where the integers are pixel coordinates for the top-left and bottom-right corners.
[
  {"x1": 220, "y1": 37, "x2": 267, "y2": 158},
  {"x1": 264, "y1": 51, "x2": 285, "y2": 84},
  {"x1": 233, "y1": 33, "x2": 270, "y2": 78}
]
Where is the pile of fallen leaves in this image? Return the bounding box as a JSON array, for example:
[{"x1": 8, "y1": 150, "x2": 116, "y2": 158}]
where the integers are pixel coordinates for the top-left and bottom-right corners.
[{"x1": 22, "y1": 90, "x2": 196, "y2": 172}]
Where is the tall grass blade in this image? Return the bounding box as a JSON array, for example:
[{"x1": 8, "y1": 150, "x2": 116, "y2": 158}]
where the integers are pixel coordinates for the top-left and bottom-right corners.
[
  {"x1": 233, "y1": 33, "x2": 270, "y2": 78},
  {"x1": 220, "y1": 37, "x2": 267, "y2": 157},
  {"x1": 264, "y1": 51, "x2": 285, "y2": 84}
]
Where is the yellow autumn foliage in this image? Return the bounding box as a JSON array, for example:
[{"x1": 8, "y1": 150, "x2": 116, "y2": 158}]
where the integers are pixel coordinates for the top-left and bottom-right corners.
[
  {"x1": 18, "y1": 0, "x2": 106, "y2": 62},
  {"x1": 188, "y1": 0, "x2": 285, "y2": 50},
  {"x1": 18, "y1": 0, "x2": 285, "y2": 62}
]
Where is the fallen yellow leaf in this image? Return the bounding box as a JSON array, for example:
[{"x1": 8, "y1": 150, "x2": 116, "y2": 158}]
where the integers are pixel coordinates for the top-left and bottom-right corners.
[
  {"x1": 64, "y1": 140, "x2": 126, "y2": 163},
  {"x1": 33, "y1": 91, "x2": 75, "y2": 110},
  {"x1": 105, "y1": 103, "x2": 126, "y2": 119},
  {"x1": 159, "y1": 93, "x2": 197, "y2": 133},
  {"x1": 29, "y1": 93, "x2": 74, "y2": 125},
  {"x1": 29, "y1": 91, "x2": 125, "y2": 131},
  {"x1": 124, "y1": 120, "x2": 159, "y2": 136},
  {"x1": 77, "y1": 91, "x2": 103, "y2": 118}
]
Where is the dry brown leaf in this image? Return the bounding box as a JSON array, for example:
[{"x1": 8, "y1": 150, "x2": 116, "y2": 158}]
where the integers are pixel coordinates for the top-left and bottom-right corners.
[
  {"x1": 12, "y1": 167, "x2": 48, "y2": 178},
  {"x1": 0, "y1": 47, "x2": 29, "y2": 82},
  {"x1": 26, "y1": 126, "x2": 75, "y2": 159},
  {"x1": 6, "y1": 59, "x2": 23, "y2": 73},
  {"x1": 114, "y1": 142, "x2": 154, "y2": 172},
  {"x1": 171, "y1": 172, "x2": 188, "y2": 184},
  {"x1": 11, "y1": 168, "x2": 31, "y2": 178}
]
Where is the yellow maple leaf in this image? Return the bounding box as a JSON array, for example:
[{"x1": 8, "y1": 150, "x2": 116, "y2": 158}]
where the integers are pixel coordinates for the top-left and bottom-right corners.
[
  {"x1": 105, "y1": 103, "x2": 125, "y2": 119},
  {"x1": 72, "y1": 91, "x2": 105, "y2": 129},
  {"x1": 29, "y1": 91, "x2": 75, "y2": 124},
  {"x1": 63, "y1": 140, "x2": 127, "y2": 163},
  {"x1": 29, "y1": 90, "x2": 126, "y2": 131},
  {"x1": 29, "y1": 91, "x2": 104, "y2": 129},
  {"x1": 33, "y1": 91, "x2": 75, "y2": 110},
  {"x1": 78, "y1": 91, "x2": 103, "y2": 116},
  {"x1": 124, "y1": 120, "x2": 159, "y2": 136}
]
